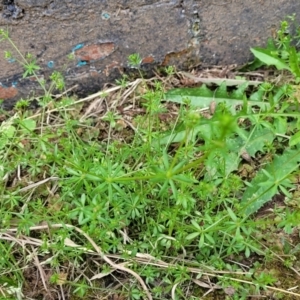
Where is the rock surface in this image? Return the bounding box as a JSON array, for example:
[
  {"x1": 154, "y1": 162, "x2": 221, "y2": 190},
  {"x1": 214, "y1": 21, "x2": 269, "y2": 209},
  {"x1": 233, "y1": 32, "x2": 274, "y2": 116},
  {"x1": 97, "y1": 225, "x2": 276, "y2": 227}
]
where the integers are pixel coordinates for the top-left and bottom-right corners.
[{"x1": 0, "y1": 0, "x2": 299, "y2": 108}]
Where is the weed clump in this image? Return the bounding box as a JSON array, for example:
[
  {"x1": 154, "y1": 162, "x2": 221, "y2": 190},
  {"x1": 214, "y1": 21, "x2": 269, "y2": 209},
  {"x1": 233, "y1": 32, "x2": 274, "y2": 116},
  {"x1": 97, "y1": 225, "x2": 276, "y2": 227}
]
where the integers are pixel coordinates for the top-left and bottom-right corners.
[{"x1": 0, "y1": 17, "x2": 300, "y2": 300}]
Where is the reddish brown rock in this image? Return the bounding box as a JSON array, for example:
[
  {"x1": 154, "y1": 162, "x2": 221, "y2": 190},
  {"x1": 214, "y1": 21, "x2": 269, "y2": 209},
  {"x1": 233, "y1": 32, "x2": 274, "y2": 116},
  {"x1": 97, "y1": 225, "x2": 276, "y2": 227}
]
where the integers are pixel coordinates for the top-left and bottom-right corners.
[
  {"x1": 0, "y1": 85, "x2": 18, "y2": 100},
  {"x1": 74, "y1": 42, "x2": 115, "y2": 62}
]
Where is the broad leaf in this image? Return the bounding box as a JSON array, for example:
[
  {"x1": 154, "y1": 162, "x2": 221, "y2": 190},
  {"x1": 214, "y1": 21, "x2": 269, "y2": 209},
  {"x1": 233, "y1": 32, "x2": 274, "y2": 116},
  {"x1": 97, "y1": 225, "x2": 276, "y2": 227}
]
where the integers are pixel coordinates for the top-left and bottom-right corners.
[
  {"x1": 19, "y1": 119, "x2": 36, "y2": 133},
  {"x1": 164, "y1": 83, "x2": 270, "y2": 114},
  {"x1": 228, "y1": 127, "x2": 275, "y2": 158},
  {"x1": 243, "y1": 128, "x2": 275, "y2": 157},
  {"x1": 242, "y1": 149, "x2": 300, "y2": 215}
]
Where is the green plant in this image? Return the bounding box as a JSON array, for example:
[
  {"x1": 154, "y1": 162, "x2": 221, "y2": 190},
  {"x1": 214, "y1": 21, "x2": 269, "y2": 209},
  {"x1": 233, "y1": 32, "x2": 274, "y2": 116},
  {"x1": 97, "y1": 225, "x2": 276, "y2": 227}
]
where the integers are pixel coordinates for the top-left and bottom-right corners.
[
  {"x1": 250, "y1": 15, "x2": 300, "y2": 79},
  {"x1": 1, "y1": 21, "x2": 300, "y2": 299},
  {"x1": 128, "y1": 53, "x2": 142, "y2": 68},
  {"x1": 0, "y1": 28, "x2": 66, "y2": 105}
]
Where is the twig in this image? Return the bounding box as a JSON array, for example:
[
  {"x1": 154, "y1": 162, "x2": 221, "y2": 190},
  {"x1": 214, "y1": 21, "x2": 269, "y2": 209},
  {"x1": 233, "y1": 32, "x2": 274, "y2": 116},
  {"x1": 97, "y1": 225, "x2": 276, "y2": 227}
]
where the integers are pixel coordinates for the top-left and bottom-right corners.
[
  {"x1": 18, "y1": 177, "x2": 59, "y2": 193},
  {"x1": 53, "y1": 85, "x2": 79, "y2": 99}
]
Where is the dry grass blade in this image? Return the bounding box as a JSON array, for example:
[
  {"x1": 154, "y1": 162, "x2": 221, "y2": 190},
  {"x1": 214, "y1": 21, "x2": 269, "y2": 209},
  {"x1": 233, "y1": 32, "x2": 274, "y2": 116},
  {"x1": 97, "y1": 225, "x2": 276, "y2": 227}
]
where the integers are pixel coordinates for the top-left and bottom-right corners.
[
  {"x1": 1, "y1": 229, "x2": 300, "y2": 298},
  {"x1": 18, "y1": 177, "x2": 59, "y2": 193},
  {"x1": 171, "y1": 282, "x2": 179, "y2": 300},
  {"x1": 192, "y1": 278, "x2": 222, "y2": 289},
  {"x1": 30, "y1": 245, "x2": 48, "y2": 292},
  {"x1": 179, "y1": 71, "x2": 263, "y2": 86},
  {"x1": 27, "y1": 78, "x2": 143, "y2": 120},
  {"x1": 3, "y1": 223, "x2": 153, "y2": 300},
  {"x1": 90, "y1": 262, "x2": 129, "y2": 280},
  {"x1": 53, "y1": 85, "x2": 79, "y2": 99}
]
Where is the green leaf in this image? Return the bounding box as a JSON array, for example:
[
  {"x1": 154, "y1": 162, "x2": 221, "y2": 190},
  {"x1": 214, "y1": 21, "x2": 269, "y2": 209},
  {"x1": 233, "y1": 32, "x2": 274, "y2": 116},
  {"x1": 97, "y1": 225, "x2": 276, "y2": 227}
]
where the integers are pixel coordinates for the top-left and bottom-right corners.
[
  {"x1": 66, "y1": 168, "x2": 81, "y2": 176},
  {"x1": 85, "y1": 173, "x2": 102, "y2": 181},
  {"x1": 231, "y1": 127, "x2": 275, "y2": 158},
  {"x1": 227, "y1": 207, "x2": 237, "y2": 221},
  {"x1": 231, "y1": 82, "x2": 249, "y2": 98},
  {"x1": 0, "y1": 123, "x2": 16, "y2": 150},
  {"x1": 249, "y1": 87, "x2": 264, "y2": 102},
  {"x1": 173, "y1": 174, "x2": 197, "y2": 184},
  {"x1": 289, "y1": 131, "x2": 300, "y2": 147},
  {"x1": 164, "y1": 83, "x2": 270, "y2": 114},
  {"x1": 205, "y1": 233, "x2": 215, "y2": 245},
  {"x1": 158, "y1": 123, "x2": 211, "y2": 145},
  {"x1": 186, "y1": 232, "x2": 200, "y2": 240},
  {"x1": 274, "y1": 117, "x2": 287, "y2": 136},
  {"x1": 191, "y1": 219, "x2": 202, "y2": 231},
  {"x1": 240, "y1": 38, "x2": 276, "y2": 71},
  {"x1": 244, "y1": 128, "x2": 275, "y2": 157},
  {"x1": 250, "y1": 47, "x2": 291, "y2": 71},
  {"x1": 245, "y1": 247, "x2": 251, "y2": 258},
  {"x1": 0, "y1": 124, "x2": 15, "y2": 138},
  {"x1": 206, "y1": 150, "x2": 240, "y2": 177},
  {"x1": 19, "y1": 119, "x2": 36, "y2": 133},
  {"x1": 199, "y1": 233, "x2": 205, "y2": 248},
  {"x1": 289, "y1": 47, "x2": 300, "y2": 77},
  {"x1": 242, "y1": 149, "x2": 300, "y2": 215}
]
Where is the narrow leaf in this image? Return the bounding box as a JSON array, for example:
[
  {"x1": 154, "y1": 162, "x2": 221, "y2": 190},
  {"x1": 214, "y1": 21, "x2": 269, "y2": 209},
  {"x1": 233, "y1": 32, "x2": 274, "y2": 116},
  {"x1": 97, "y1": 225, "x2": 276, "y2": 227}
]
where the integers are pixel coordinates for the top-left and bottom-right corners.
[
  {"x1": 250, "y1": 47, "x2": 291, "y2": 71},
  {"x1": 289, "y1": 47, "x2": 300, "y2": 77},
  {"x1": 289, "y1": 131, "x2": 300, "y2": 147},
  {"x1": 191, "y1": 219, "x2": 202, "y2": 231},
  {"x1": 186, "y1": 232, "x2": 200, "y2": 240},
  {"x1": 227, "y1": 207, "x2": 237, "y2": 221}
]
